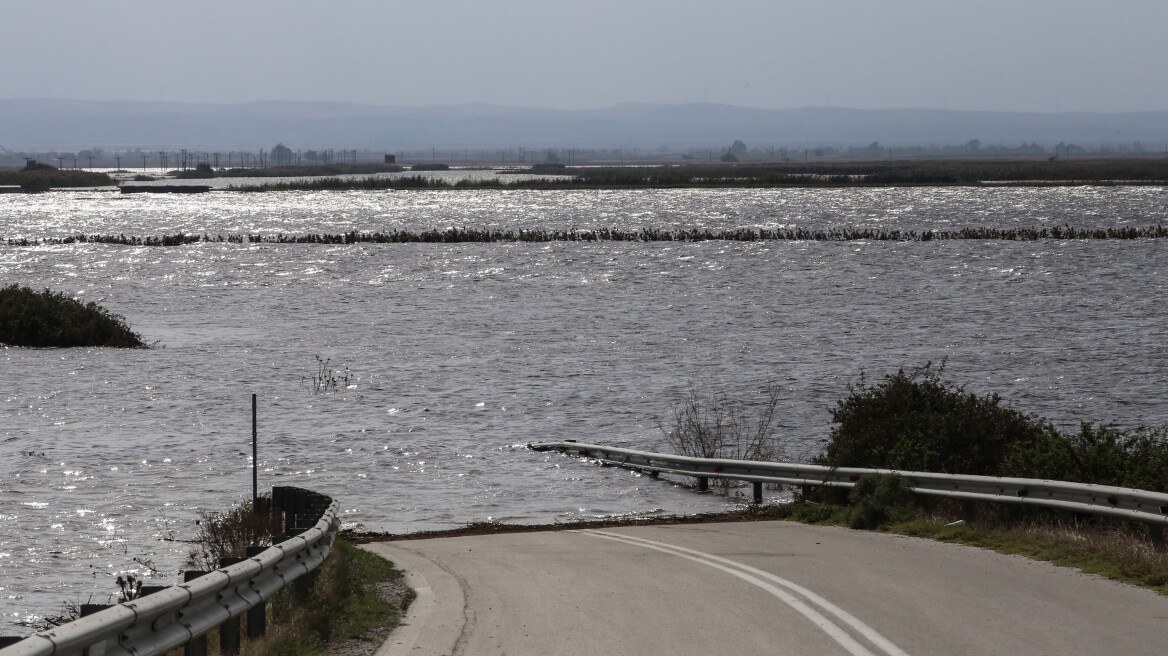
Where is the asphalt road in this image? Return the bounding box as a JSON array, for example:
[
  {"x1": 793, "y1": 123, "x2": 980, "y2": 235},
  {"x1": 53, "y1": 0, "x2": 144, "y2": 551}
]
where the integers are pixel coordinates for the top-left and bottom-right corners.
[{"x1": 363, "y1": 521, "x2": 1168, "y2": 655}]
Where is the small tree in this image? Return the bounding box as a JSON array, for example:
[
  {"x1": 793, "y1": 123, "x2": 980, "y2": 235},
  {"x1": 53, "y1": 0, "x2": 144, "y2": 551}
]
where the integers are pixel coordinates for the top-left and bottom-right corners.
[
  {"x1": 659, "y1": 384, "x2": 782, "y2": 462},
  {"x1": 271, "y1": 143, "x2": 294, "y2": 166}
]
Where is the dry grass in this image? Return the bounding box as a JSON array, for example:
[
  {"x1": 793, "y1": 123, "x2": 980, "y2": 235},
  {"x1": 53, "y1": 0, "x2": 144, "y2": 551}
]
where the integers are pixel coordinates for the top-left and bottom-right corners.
[{"x1": 888, "y1": 510, "x2": 1168, "y2": 594}]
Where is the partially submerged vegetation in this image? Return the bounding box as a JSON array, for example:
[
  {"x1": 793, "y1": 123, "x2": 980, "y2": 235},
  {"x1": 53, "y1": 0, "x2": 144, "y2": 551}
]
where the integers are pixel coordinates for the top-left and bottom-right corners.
[
  {"x1": 8, "y1": 224, "x2": 1168, "y2": 248},
  {"x1": 0, "y1": 161, "x2": 114, "y2": 191},
  {"x1": 660, "y1": 384, "x2": 782, "y2": 461},
  {"x1": 0, "y1": 284, "x2": 146, "y2": 348}
]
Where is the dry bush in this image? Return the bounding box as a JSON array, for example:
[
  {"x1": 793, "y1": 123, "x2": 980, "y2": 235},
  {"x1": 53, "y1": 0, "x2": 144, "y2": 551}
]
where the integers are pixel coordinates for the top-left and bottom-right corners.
[
  {"x1": 658, "y1": 384, "x2": 785, "y2": 494},
  {"x1": 186, "y1": 500, "x2": 282, "y2": 571}
]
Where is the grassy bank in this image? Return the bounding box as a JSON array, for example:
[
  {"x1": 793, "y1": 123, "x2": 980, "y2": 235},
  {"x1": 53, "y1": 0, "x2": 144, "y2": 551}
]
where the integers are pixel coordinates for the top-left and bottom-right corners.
[
  {"x1": 784, "y1": 497, "x2": 1168, "y2": 595},
  {"x1": 0, "y1": 284, "x2": 146, "y2": 347},
  {"x1": 238, "y1": 540, "x2": 413, "y2": 656},
  {"x1": 182, "y1": 500, "x2": 412, "y2": 655}
]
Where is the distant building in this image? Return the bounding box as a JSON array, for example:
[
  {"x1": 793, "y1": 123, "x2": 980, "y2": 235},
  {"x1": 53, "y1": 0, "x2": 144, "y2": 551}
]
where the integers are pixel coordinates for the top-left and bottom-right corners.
[{"x1": 384, "y1": 154, "x2": 396, "y2": 164}]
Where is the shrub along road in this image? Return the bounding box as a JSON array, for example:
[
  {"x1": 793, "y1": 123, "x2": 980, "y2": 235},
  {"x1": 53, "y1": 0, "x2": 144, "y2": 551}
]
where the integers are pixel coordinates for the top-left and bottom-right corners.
[{"x1": 363, "y1": 521, "x2": 1168, "y2": 656}]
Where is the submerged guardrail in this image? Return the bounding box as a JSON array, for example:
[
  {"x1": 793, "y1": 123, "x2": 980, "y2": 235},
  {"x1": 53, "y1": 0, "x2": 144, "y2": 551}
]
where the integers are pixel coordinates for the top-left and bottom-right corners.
[
  {"x1": 529, "y1": 441, "x2": 1168, "y2": 546},
  {"x1": 0, "y1": 486, "x2": 340, "y2": 656}
]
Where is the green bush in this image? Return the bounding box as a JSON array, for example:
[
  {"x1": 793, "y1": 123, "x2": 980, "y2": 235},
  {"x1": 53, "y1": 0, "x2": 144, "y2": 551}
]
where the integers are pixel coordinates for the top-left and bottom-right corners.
[
  {"x1": 817, "y1": 363, "x2": 1168, "y2": 493},
  {"x1": 1007, "y1": 422, "x2": 1168, "y2": 492},
  {"x1": 847, "y1": 474, "x2": 920, "y2": 529},
  {"x1": 0, "y1": 285, "x2": 146, "y2": 347},
  {"x1": 817, "y1": 363, "x2": 1054, "y2": 476}
]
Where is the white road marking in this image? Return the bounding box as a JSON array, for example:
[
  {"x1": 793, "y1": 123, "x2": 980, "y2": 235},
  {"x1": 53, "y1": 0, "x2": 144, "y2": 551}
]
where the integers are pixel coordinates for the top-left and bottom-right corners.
[{"x1": 578, "y1": 529, "x2": 911, "y2": 656}]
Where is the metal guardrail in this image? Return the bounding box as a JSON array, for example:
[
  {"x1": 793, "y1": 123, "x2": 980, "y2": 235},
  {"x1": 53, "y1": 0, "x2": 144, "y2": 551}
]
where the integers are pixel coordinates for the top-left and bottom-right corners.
[
  {"x1": 0, "y1": 486, "x2": 340, "y2": 656},
  {"x1": 530, "y1": 441, "x2": 1168, "y2": 541}
]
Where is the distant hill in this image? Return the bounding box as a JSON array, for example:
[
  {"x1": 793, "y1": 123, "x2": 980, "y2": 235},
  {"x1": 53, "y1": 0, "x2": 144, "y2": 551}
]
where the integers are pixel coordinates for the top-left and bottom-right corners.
[{"x1": 1, "y1": 98, "x2": 1165, "y2": 151}]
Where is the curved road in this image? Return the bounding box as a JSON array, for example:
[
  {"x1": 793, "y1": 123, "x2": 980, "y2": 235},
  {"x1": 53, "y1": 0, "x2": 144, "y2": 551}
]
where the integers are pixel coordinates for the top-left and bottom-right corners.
[{"x1": 363, "y1": 521, "x2": 1168, "y2": 655}]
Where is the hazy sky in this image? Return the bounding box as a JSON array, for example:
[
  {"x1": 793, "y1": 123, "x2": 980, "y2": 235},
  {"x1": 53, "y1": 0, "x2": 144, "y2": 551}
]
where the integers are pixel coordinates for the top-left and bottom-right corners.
[{"x1": 7, "y1": 1, "x2": 1167, "y2": 112}]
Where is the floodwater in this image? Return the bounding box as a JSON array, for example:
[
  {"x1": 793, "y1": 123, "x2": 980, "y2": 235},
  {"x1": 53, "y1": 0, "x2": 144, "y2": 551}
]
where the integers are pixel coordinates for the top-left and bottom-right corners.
[{"x1": 1, "y1": 184, "x2": 1166, "y2": 626}]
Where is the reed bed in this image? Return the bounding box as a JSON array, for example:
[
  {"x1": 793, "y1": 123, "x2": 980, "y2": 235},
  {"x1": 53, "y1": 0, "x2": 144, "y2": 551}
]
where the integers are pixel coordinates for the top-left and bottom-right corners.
[
  {"x1": 7, "y1": 224, "x2": 1168, "y2": 248},
  {"x1": 222, "y1": 159, "x2": 1168, "y2": 192}
]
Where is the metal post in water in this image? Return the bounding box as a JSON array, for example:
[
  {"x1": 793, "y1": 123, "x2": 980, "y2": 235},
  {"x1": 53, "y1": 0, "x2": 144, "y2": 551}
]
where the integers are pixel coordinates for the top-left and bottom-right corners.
[{"x1": 252, "y1": 394, "x2": 258, "y2": 508}]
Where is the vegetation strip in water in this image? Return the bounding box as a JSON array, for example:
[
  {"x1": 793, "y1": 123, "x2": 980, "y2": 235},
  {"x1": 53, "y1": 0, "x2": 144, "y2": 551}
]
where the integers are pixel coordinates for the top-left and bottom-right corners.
[
  {"x1": 7, "y1": 224, "x2": 1168, "y2": 248},
  {"x1": 0, "y1": 161, "x2": 114, "y2": 191},
  {"x1": 222, "y1": 159, "x2": 1168, "y2": 191}
]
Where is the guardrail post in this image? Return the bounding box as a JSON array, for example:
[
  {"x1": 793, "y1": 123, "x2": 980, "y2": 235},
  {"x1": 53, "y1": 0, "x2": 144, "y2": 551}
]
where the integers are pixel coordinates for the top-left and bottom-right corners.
[
  {"x1": 1002, "y1": 505, "x2": 1019, "y2": 528},
  {"x1": 272, "y1": 486, "x2": 292, "y2": 533},
  {"x1": 960, "y1": 500, "x2": 977, "y2": 522},
  {"x1": 752, "y1": 481, "x2": 763, "y2": 504},
  {"x1": 80, "y1": 604, "x2": 110, "y2": 617},
  {"x1": 698, "y1": 477, "x2": 709, "y2": 492},
  {"x1": 244, "y1": 547, "x2": 268, "y2": 639},
  {"x1": 218, "y1": 558, "x2": 246, "y2": 655},
  {"x1": 183, "y1": 571, "x2": 209, "y2": 656},
  {"x1": 1149, "y1": 524, "x2": 1165, "y2": 549}
]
